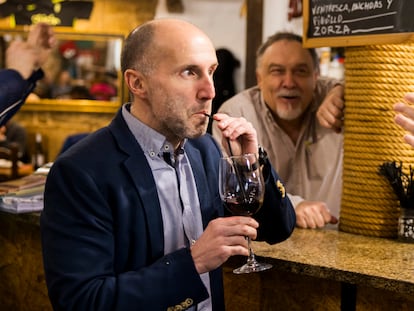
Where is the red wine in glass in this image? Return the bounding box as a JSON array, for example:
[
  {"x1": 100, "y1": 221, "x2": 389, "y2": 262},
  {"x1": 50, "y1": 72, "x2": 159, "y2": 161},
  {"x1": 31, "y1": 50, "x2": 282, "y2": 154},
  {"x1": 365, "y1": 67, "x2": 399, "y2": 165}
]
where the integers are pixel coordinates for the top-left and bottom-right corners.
[
  {"x1": 224, "y1": 198, "x2": 263, "y2": 216},
  {"x1": 219, "y1": 153, "x2": 272, "y2": 274}
]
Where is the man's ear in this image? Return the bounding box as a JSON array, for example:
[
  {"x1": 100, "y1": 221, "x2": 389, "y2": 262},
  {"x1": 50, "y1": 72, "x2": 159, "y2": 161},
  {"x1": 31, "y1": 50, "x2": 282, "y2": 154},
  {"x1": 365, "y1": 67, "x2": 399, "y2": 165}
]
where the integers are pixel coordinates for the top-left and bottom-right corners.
[
  {"x1": 124, "y1": 69, "x2": 147, "y2": 98},
  {"x1": 255, "y1": 70, "x2": 261, "y2": 85}
]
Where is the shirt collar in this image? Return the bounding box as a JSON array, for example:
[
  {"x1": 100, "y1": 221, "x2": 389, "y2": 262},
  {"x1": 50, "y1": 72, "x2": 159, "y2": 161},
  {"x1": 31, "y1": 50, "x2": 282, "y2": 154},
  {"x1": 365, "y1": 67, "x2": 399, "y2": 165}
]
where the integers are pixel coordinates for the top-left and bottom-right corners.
[{"x1": 121, "y1": 103, "x2": 187, "y2": 158}]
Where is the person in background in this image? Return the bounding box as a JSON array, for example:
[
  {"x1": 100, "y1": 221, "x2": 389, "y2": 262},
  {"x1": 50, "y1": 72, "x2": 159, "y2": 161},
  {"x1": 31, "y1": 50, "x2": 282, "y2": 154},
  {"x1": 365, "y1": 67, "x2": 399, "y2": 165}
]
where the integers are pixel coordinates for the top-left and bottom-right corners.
[
  {"x1": 89, "y1": 70, "x2": 118, "y2": 101},
  {"x1": 213, "y1": 32, "x2": 344, "y2": 229},
  {"x1": 207, "y1": 48, "x2": 240, "y2": 133},
  {"x1": 0, "y1": 22, "x2": 55, "y2": 126},
  {"x1": 394, "y1": 93, "x2": 414, "y2": 147},
  {"x1": 40, "y1": 19, "x2": 296, "y2": 311},
  {"x1": 212, "y1": 48, "x2": 240, "y2": 113},
  {"x1": 68, "y1": 85, "x2": 94, "y2": 100},
  {"x1": 50, "y1": 70, "x2": 73, "y2": 98},
  {"x1": 0, "y1": 120, "x2": 29, "y2": 163}
]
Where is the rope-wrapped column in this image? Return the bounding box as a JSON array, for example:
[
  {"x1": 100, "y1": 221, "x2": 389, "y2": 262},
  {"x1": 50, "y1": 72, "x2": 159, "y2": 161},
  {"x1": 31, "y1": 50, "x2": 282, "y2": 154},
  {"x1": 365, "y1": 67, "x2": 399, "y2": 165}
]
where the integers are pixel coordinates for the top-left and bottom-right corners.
[{"x1": 339, "y1": 44, "x2": 414, "y2": 238}]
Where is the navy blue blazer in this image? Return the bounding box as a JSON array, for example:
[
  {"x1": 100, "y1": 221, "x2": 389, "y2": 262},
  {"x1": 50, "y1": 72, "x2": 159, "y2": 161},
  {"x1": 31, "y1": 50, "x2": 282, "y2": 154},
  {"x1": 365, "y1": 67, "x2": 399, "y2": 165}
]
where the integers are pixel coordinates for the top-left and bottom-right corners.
[
  {"x1": 41, "y1": 108, "x2": 295, "y2": 311},
  {"x1": 0, "y1": 69, "x2": 44, "y2": 126}
]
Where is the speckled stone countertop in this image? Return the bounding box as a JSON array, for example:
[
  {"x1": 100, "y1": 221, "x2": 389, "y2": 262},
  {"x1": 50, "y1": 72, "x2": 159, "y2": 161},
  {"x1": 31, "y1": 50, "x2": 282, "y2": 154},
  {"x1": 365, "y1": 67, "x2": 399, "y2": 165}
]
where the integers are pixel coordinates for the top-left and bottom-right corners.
[
  {"x1": 3, "y1": 212, "x2": 414, "y2": 298},
  {"x1": 252, "y1": 228, "x2": 414, "y2": 295}
]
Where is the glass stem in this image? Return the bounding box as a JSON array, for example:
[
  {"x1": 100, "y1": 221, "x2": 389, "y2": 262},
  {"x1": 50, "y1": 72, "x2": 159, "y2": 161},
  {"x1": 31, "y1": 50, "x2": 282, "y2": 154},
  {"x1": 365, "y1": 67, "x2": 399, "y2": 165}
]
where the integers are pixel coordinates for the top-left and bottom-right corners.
[{"x1": 246, "y1": 237, "x2": 257, "y2": 265}]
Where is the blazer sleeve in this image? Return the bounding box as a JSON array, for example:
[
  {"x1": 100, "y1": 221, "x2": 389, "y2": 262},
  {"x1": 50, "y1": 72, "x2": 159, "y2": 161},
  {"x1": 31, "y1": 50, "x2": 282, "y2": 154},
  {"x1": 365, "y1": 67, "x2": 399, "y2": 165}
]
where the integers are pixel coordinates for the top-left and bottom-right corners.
[
  {"x1": 254, "y1": 157, "x2": 296, "y2": 244},
  {"x1": 0, "y1": 69, "x2": 43, "y2": 126}
]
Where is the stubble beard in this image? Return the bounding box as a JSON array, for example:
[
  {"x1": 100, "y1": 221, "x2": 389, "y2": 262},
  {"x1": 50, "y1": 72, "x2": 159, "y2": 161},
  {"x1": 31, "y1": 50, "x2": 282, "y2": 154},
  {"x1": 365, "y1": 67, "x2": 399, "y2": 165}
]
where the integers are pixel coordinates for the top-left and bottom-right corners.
[{"x1": 158, "y1": 96, "x2": 207, "y2": 141}]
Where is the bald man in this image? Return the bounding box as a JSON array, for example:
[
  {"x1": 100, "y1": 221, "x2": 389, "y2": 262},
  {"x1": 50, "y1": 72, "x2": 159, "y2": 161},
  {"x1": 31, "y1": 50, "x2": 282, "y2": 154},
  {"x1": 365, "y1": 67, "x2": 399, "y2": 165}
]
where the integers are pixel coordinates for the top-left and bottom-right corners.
[{"x1": 41, "y1": 19, "x2": 295, "y2": 311}]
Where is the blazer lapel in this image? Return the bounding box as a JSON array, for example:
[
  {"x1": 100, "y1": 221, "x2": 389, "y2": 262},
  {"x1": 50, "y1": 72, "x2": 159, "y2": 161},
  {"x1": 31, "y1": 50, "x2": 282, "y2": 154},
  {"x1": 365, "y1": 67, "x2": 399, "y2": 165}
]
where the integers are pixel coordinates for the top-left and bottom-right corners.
[
  {"x1": 109, "y1": 112, "x2": 165, "y2": 260},
  {"x1": 126, "y1": 154, "x2": 165, "y2": 260}
]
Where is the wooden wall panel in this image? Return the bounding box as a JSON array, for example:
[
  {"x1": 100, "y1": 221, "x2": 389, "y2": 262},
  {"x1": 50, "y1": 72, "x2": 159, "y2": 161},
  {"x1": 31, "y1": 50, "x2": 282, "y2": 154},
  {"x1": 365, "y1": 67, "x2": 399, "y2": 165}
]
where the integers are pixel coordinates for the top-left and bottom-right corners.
[{"x1": 0, "y1": 0, "x2": 158, "y2": 162}]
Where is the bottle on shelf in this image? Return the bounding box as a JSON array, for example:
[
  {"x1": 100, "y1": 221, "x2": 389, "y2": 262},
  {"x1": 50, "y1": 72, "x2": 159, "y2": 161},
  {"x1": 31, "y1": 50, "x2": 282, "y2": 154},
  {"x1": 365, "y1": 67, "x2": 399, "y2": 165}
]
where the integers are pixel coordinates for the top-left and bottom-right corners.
[
  {"x1": 32, "y1": 133, "x2": 45, "y2": 170},
  {"x1": 318, "y1": 47, "x2": 331, "y2": 77},
  {"x1": 328, "y1": 54, "x2": 345, "y2": 80}
]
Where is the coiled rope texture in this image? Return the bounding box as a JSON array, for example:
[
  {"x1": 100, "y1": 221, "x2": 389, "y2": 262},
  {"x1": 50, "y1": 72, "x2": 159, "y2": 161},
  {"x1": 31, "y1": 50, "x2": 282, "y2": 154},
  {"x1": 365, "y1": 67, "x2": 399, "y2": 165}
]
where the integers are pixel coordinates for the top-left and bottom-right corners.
[{"x1": 339, "y1": 44, "x2": 414, "y2": 238}]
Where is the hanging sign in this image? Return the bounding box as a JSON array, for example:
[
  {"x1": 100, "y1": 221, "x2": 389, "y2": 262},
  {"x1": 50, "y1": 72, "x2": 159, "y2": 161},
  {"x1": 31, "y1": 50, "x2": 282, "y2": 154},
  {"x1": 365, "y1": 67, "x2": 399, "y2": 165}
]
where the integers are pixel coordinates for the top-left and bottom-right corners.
[
  {"x1": 0, "y1": 0, "x2": 94, "y2": 27},
  {"x1": 303, "y1": 0, "x2": 414, "y2": 47}
]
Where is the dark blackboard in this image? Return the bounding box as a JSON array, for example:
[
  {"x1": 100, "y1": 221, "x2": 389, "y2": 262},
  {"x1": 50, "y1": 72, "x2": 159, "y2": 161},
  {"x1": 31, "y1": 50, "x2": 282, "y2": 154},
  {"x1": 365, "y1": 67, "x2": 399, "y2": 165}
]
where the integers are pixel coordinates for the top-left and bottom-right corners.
[{"x1": 303, "y1": 0, "x2": 414, "y2": 47}]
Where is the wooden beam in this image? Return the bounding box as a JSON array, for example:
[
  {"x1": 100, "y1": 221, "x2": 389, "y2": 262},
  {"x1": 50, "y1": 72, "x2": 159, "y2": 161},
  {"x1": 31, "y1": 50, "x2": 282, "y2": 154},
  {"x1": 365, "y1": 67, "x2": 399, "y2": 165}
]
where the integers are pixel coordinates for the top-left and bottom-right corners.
[
  {"x1": 166, "y1": 0, "x2": 184, "y2": 13},
  {"x1": 245, "y1": 0, "x2": 263, "y2": 88}
]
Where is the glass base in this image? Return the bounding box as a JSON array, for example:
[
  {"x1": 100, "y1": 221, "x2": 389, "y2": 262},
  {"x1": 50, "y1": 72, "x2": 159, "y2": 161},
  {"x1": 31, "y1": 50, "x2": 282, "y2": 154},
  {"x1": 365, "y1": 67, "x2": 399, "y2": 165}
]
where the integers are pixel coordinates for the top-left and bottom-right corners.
[{"x1": 233, "y1": 261, "x2": 272, "y2": 274}]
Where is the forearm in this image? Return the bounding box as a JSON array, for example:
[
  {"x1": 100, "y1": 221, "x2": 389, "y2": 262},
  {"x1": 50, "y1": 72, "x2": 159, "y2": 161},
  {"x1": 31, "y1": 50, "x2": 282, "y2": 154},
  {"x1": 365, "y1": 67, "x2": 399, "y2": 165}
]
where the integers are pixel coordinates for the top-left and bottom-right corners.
[
  {"x1": 0, "y1": 69, "x2": 43, "y2": 126},
  {"x1": 0, "y1": 70, "x2": 27, "y2": 105},
  {"x1": 286, "y1": 193, "x2": 305, "y2": 209}
]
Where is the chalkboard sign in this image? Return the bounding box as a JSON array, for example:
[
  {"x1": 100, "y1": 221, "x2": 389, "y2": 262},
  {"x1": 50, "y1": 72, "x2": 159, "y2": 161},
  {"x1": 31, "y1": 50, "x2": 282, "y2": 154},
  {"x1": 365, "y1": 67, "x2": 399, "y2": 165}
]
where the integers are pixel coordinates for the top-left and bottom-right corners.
[{"x1": 303, "y1": 0, "x2": 414, "y2": 47}]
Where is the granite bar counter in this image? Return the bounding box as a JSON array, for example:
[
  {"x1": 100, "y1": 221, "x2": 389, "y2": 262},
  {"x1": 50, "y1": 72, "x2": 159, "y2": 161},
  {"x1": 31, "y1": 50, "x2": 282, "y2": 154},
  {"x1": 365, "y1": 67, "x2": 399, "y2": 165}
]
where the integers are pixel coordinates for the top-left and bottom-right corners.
[
  {"x1": 223, "y1": 228, "x2": 414, "y2": 311},
  {"x1": 2, "y1": 210, "x2": 414, "y2": 310}
]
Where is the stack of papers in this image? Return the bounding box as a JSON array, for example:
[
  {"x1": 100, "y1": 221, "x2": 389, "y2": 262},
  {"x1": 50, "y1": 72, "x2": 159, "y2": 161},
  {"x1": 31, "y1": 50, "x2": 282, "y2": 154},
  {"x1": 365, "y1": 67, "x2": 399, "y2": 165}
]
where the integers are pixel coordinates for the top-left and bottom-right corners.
[
  {"x1": 0, "y1": 185, "x2": 44, "y2": 213},
  {"x1": 0, "y1": 163, "x2": 52, "y2": 214}
]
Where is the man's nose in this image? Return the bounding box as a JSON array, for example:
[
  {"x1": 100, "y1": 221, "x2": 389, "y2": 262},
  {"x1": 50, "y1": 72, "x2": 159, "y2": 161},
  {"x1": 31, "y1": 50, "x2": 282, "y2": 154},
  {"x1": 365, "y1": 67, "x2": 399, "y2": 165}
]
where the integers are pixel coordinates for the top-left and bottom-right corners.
[
  {"x1": 199, "y1": 76, "x2": 216, "y2": 99},
  {"x1": 282, "y1": 71, "x2": 296, "y2": 88}
]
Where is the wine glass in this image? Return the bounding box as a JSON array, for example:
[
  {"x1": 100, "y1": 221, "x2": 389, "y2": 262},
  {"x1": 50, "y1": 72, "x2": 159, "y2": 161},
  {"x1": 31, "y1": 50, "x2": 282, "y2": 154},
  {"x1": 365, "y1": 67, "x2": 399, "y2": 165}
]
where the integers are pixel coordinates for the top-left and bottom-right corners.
[{"x1": 218, "y1": 153, "x2": 272, "y2": 274}]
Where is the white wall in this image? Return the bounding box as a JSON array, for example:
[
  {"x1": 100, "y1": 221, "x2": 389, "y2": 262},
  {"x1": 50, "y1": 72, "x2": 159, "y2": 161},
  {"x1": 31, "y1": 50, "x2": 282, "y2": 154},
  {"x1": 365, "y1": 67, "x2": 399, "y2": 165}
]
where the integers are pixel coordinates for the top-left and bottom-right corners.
[
  {"x1": 263, "y1": 0, "x2": 302, "y2": 40},
  {"x1": 155, "y1": 0, "x2": 246, "y2": 91},
  {"x1": 155, "y1": 0, "x2": 303, "y2": 90}
]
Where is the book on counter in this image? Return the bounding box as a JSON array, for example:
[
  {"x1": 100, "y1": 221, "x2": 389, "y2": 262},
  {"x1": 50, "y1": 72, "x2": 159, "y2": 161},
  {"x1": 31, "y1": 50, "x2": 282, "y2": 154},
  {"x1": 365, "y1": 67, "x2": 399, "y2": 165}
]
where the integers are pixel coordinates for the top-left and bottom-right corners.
[
  {"x1": 0, "y1": 163, "x2": 52, "y2": 214},
  {"x1": 0, "y1": 173, "x2": 46, "y2": 195}
]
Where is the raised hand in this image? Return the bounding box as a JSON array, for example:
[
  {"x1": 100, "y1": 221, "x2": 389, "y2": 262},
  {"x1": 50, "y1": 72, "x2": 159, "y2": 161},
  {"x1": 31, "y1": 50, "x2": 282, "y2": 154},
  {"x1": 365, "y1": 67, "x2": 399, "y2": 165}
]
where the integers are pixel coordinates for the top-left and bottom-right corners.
[
  {"x1": 316, "y1": 84, "x2": 345, "y2": 133},
  {"x1": 27, "y1": 23, "x2": 56, "y2": 68},
  {"x1": 212, "y1": 113, "x2": 258, "y2": 156},
  {"x1": 394, "y1": 93, "x2": 414, "y2": 148},
  {"x1": 6, "y1": 23, "x2": 55, "y2": 79}
]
